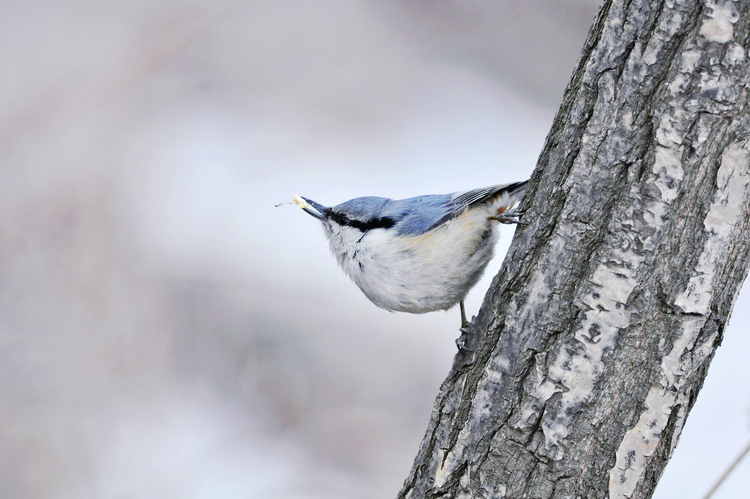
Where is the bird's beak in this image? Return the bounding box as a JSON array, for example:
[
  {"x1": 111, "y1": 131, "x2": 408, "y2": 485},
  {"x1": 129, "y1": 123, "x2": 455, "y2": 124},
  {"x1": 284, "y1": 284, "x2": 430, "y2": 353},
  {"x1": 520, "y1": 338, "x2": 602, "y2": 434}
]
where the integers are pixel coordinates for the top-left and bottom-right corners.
[{"x1": 293, "y1": 194, "x2": 328, "y2": 222}]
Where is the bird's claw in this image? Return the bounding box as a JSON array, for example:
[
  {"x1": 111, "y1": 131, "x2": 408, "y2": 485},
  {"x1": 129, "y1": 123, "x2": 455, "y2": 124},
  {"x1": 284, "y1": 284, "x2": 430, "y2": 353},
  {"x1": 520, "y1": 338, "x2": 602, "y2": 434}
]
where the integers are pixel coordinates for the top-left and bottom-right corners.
[
  {"x1": 456, "y1": 322, "x2": 475, "y2": 354},
  {"x1": 490, "y1": 210, "x2": 527, "y2": 225}
]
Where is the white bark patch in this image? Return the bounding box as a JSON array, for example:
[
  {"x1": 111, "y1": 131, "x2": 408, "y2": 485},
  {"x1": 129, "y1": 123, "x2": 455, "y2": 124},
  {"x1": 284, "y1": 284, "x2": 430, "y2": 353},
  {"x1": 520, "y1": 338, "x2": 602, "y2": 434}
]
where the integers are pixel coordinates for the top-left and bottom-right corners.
[
  {"x1": 667, "y1": 326, "x2": 719, "y2": 454},
  {"x1": 609, "y1": 387, "x2": 675, "y2": 497},
  {"x1": 491, "y1": 261, "x2": 561, "y2": 452},
  {"x1": 679, "y1": 49, "x2": 702, "y2": 73},
  {"x1": 433, "y1": 373, "x2": 469, "y2": 488},
  {"x1": 655, "y1": 116, "x2": 683, "y2": 146},
  {"x1": 513, "y1": 356, "x2": 562, "y2": 431},
  {"x1": 723, "y1": 42, "x2": 745, "y2": 67},
  {"x1": 699, "y1": 0, "x2": 738, "y2": 43},
  {"x1": 608, "y1": 317, "x2": 718, "y2": 498},
  {"x1": 434, "y1": 350, "x2": 515, "y2": 487},
  {"x1": 675, "y1": 141, "x2": 750, "y2": 314},
  {"x1": 539, "y1": 258, "x2": 637, "y2": 451},
  {"x1": 652, "y1": 115, "x2": 686, "y2": 202},
  {"x1": 659, "y1": 319, "x2": 702, "y2": 387},
  {"x1": 698, "y1": 70, "x2": 731, "y2": 103},
  {"x1": 653, "y1": 147, "x2": 683, "y2": 202},
  {"x1": 610, "y1": 139, "x2": 750, "y2": 496},
  {"x1": 433, "y1": 449, "x2": 450, "y2": 488},
  {"x1": 455, "y1": 471, "x2": 472, "y2": 499},
  {"x1": 529, "y1": 101, "x2": 693, "y2": 455}
]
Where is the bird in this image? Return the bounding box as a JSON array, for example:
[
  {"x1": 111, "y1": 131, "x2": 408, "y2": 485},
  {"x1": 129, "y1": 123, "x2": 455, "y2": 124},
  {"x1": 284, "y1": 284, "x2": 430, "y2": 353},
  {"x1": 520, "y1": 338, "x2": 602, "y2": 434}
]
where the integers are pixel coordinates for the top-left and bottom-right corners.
[{"x1": 292, "y1": 181, "x2": 528, "y2": 327}]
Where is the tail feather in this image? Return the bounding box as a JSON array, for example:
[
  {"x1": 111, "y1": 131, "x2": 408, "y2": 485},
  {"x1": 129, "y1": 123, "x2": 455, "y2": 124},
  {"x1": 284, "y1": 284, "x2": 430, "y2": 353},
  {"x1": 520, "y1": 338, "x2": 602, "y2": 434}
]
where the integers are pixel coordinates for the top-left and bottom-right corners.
[
  {"x1": 452, "y1": 180, "x2": 529, "y2": 209},
  {"x1": 423, "y1": 180, "x2": 530, "y2": 232},
  {"x1": 489, "y1": 180, "x2": 528, "y2": 212}
]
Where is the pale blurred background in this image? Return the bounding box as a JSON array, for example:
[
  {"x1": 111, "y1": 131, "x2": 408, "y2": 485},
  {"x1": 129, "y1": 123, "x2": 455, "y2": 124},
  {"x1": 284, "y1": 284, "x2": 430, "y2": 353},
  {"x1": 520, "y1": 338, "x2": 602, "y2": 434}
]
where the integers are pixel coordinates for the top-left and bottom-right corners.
[{"x1": 2, "y1": 1, "x2": 749, "y2": 498}]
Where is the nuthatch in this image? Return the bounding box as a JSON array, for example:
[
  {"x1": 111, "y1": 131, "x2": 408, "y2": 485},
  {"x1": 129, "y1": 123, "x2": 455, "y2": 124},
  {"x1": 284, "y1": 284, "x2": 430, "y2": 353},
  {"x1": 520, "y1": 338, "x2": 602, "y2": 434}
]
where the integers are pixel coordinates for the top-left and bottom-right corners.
[{"x1": 292, "y1": 181, "x2": 528, "y2": 326}]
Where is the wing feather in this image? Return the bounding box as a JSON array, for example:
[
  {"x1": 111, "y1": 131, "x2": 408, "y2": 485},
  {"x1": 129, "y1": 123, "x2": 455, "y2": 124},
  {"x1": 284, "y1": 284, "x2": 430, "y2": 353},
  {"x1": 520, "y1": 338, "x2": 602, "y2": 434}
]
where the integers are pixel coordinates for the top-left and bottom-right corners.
[
  {"x1": 450, "y1": 181, "x2": 527, "y2": 209},
  {"x1": 427, "y1": 180, "x2": 528, "y2": 230},
  {"x1": 387, "y1": 181, "x2": 528, "y2": 236}
]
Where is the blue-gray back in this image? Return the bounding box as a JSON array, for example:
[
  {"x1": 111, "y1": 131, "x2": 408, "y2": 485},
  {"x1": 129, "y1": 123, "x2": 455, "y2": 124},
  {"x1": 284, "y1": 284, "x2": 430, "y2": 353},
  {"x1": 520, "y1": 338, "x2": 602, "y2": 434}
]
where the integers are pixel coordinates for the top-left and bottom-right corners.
[{"x1": 332, "y1": 182, "x2": 527, "y2": 236}]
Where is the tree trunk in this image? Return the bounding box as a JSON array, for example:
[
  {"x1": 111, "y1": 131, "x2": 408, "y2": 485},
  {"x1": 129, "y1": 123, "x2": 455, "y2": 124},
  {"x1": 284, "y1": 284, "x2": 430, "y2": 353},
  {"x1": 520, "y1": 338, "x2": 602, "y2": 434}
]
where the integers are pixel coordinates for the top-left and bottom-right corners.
[{"x1": 398, "y1": 0, "x2": 750, "y2": 498}]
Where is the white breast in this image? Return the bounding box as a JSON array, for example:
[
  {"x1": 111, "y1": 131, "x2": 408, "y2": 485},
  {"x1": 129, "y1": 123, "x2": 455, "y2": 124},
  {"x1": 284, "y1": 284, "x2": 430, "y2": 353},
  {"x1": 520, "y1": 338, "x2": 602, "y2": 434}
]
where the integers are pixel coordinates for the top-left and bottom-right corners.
[{"x1": 324, "y1": 206, "x2": 500, "y2": 313}]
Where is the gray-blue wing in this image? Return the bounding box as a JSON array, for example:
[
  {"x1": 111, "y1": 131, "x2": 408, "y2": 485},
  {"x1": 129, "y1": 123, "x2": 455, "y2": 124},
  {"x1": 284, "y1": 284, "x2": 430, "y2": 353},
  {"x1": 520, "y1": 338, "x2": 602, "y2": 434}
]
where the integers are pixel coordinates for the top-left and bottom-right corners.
[
  {"x1": 382, "y1": 194, "x2": 454, "y2": 236},
  {"x1": 450, "y1": 181, "x2": 527, "y2": 209},
  {"x1": 390, "y1": 181, "x2": 528, "y2": 236}
]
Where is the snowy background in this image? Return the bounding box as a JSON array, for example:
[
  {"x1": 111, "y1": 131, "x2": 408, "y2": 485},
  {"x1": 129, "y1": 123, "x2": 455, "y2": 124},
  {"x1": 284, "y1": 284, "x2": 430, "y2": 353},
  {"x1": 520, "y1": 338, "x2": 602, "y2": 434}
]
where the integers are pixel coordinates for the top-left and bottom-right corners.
[{"x1": 1, "y1": 1, "x2": 748, "y2": 498}]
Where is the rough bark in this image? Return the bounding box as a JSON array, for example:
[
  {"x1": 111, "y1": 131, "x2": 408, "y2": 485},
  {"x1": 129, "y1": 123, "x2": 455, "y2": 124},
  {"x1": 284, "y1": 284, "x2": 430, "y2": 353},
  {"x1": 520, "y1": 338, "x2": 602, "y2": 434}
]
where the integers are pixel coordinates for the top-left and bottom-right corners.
[{"x1": 398, "y1": 0, "x2": 750, "y2": 498}]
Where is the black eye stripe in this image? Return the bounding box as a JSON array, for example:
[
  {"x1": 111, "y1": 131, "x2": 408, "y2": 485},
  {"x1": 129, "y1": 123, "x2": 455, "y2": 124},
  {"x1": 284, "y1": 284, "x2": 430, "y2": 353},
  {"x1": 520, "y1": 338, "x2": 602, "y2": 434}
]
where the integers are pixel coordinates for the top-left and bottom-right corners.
[{"x1": 325, "y1": 209, "x2": 395, "y2": 232}]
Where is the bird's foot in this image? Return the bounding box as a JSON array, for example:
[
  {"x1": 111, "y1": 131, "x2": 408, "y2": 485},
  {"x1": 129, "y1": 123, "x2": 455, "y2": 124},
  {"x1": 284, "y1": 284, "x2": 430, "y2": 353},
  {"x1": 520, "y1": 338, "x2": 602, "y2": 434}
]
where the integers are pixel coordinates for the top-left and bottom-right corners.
[
  {"x1": 456, "y1": 301, "x2": 478, "y2": 355},
  {"x1": 490, "y1": 210, "x2": 527, "y2": 225},
  {"x1": 456, "y1": 321, "x2": 475, "y2": 355}
]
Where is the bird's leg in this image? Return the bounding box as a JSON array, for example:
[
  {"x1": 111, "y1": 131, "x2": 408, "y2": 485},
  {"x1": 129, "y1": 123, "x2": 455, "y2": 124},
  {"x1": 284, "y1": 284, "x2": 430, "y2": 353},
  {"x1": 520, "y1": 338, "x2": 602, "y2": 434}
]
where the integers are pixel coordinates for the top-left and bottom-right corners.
[
  {"x1": 490, "y1": 210, "x2": 527, "y2": 226},
  {"x1": 456, "y1": 301, "x2": 474, "y2": 354}
]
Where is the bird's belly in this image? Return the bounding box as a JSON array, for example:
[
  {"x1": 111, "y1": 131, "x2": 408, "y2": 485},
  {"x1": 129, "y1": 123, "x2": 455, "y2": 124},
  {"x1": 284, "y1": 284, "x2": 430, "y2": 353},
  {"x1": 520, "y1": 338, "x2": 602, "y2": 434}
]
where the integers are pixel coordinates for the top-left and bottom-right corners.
[{"x1": 344, "y1": 220, "x2": 498, "y2": 313}]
